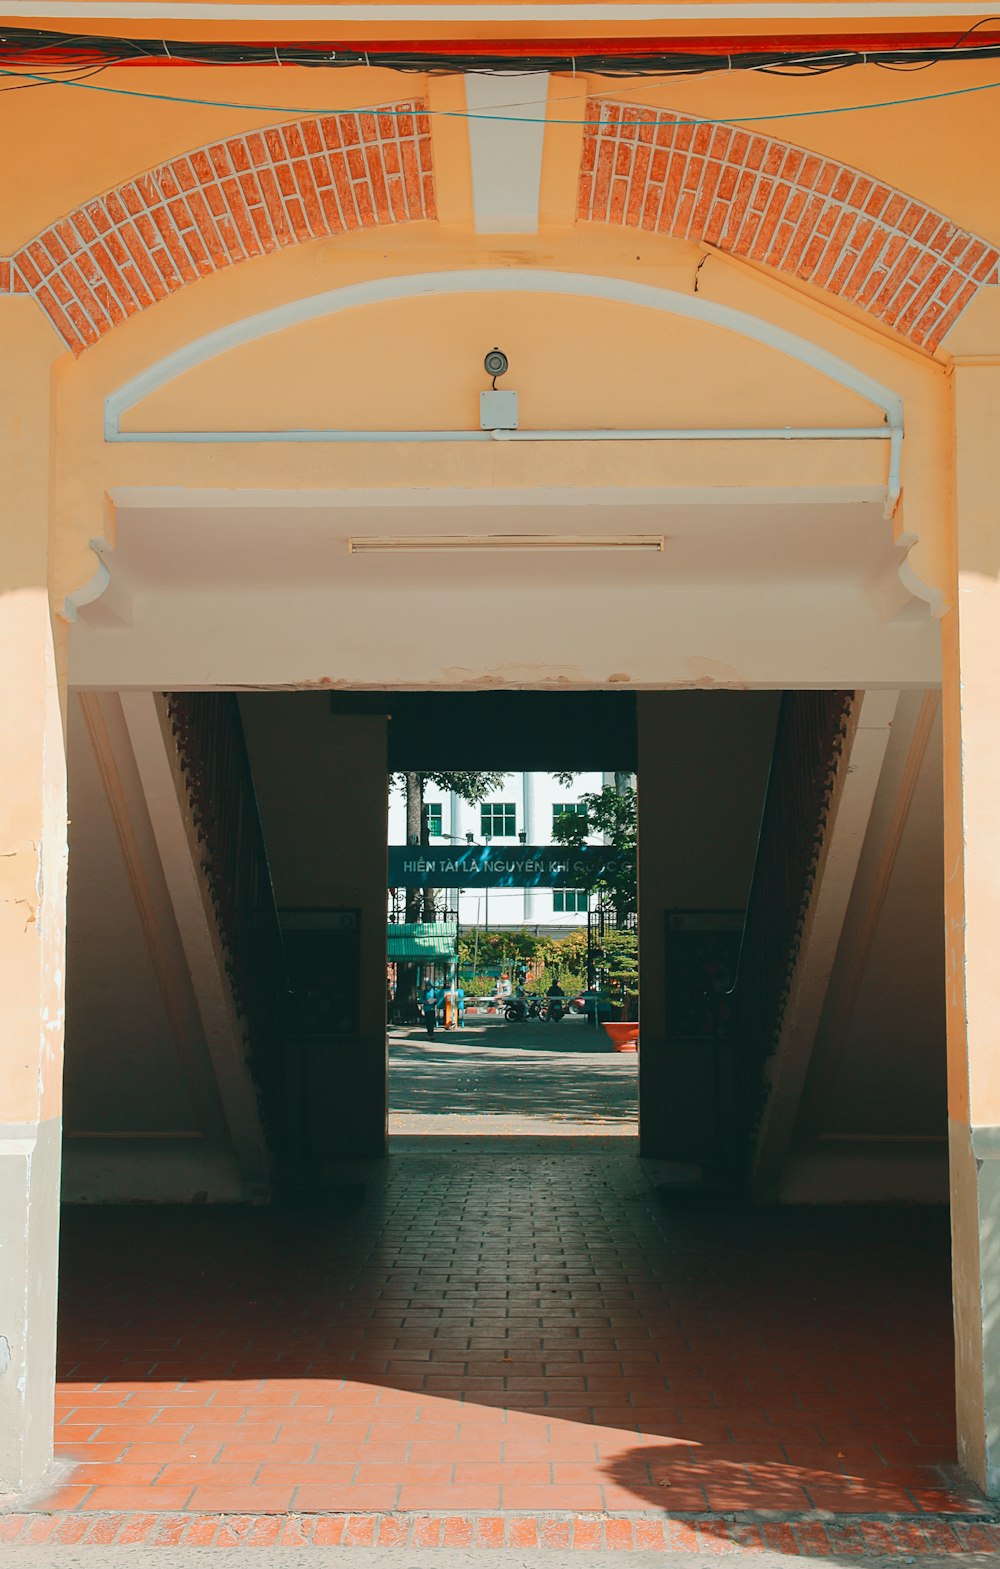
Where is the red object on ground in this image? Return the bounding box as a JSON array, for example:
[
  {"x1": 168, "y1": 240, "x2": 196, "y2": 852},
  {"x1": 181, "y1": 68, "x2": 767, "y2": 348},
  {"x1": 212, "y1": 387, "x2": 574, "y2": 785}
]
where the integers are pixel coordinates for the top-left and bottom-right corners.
[{"x1": 603, "y1": 1022, "x2": 639, "y2": 1052}]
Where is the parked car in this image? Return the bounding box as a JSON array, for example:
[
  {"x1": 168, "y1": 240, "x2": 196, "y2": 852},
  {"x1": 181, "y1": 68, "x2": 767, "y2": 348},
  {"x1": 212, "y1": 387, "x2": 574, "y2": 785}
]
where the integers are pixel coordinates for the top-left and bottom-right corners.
[{"x1": 572, "y1": 989, "x2": 614, "y2": 1023}]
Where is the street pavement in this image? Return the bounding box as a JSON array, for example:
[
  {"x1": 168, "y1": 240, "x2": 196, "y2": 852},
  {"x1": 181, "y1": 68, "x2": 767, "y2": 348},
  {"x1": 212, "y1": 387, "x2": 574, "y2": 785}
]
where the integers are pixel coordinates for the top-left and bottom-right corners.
[{"x1": 388, "y1": 1013, "x2": 638, "y2": 1135}]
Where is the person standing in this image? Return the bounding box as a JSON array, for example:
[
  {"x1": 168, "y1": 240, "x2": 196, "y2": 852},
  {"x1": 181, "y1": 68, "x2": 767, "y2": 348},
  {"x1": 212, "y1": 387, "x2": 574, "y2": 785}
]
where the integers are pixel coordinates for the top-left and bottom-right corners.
[
  {"x1": 455, "y1": 983, "x2": 466, "y2": 1027},
  {"x1": 421, "y1": 982, "x2": 437, "y2": 1040}
]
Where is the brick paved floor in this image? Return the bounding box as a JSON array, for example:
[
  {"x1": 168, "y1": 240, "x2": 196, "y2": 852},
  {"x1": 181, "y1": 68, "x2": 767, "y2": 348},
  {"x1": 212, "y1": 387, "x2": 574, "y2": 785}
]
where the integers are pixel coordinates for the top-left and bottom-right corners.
[{"x1": 36, "y1": 1137, "x2": 984, "y2": 1536}]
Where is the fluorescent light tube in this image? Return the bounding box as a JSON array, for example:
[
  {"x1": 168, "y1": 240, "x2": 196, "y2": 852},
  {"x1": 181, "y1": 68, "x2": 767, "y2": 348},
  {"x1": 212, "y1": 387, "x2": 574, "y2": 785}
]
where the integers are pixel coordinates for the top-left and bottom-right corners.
[{"x1": 348, "y1": 534, "x2": 664, "y2": 554}]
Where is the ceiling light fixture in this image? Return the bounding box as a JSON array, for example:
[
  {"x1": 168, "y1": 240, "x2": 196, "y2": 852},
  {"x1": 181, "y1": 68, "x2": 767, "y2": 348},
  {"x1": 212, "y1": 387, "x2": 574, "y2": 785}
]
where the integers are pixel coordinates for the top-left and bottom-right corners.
[{"x1": 348, "y1": 534, "x2": 664, "y2": 554}]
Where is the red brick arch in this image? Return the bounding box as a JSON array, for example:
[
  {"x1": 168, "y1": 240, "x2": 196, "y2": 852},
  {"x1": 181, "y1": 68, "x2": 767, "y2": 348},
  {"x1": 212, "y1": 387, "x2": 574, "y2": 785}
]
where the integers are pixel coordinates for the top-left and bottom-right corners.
[
  {"x1": 0, "y1": 101, "x2": 434, "y2": 353},
  {"x1": 578, "y1": 99, "x2": 999, "y2": 352}
]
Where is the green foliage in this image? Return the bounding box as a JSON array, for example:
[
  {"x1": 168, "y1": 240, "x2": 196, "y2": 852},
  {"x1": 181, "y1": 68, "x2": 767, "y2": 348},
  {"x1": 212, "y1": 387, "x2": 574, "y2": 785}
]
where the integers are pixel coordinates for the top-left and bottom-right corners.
[
  {"x1": 551, "y1": 782, "x2": 638, "y2": 919},
  {"x1": 536, "y1": 963, "x2": 585, "y2": 995},
  {"x1": 391, "y1": 770, "x2": 508, "y2": 806},
  {"x1": 458, "y1": 930, "x2": 538, "y2": 968},
  {"x1": 597, "y1": 927, "x2": 639, "y2": 971},
  {"x1": 456, "y1": 928, "x2": 587, "y2": 988},
  {"x1": 552, "y1": 926, "x2": 589, "y2": 973},
  {"x1": 461, "y1": 973, "x2": 497, "y2": 998},
  {"x1": 594, "y1": 929, "x2": 639, "y2": 1009}
]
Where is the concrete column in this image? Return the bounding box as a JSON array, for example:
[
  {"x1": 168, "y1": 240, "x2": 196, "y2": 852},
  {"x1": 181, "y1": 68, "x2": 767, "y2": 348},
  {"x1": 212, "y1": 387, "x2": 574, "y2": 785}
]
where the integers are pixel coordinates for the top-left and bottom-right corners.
[
  {"x1": 239, "y1": 699, "x2": 388, "y2": 1160},
  {"x1": 941, "y1": 292, "x2": 1000, "y2": 1500},
  {"x1": 636, "y1": 692, "x2": 779, "y2": 1160},
  {"x1": 523, "y1": 771, "x2": 536, "y2": 923},
  {"x1": 0, "y1": 304, "x2": 66, "y2": 1495}
]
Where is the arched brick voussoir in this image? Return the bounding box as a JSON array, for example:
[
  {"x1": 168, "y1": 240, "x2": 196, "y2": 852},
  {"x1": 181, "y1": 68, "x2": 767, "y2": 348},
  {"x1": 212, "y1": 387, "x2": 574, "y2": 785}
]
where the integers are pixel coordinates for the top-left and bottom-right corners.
[
  {"x1": 579, "y1": 99, "x2": 999, "y2": 353},
  {"x1": 0, "y1": 102, "x2": 435, "y2": 354}
]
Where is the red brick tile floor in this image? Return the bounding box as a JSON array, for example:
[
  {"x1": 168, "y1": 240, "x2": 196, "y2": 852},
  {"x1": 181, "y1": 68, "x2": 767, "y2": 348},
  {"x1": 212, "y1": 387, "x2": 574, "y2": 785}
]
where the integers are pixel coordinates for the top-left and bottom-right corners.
[{"x1": 13, "y1": 1136, "x2": 996, "y2": 1552}]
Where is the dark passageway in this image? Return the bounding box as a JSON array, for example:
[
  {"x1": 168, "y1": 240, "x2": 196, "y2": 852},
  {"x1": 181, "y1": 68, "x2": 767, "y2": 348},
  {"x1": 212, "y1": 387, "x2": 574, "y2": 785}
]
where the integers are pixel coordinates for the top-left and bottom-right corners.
[{"x1": 45, "y1": 689, "x2": 967, "y2": 1550}]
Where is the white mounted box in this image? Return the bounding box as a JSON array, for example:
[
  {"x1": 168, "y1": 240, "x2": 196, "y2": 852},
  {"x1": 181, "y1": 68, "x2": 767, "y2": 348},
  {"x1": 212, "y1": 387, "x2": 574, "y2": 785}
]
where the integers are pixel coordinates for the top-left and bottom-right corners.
[{"x1": 480, "y1": 390, "x2": 518, "y2": 431}]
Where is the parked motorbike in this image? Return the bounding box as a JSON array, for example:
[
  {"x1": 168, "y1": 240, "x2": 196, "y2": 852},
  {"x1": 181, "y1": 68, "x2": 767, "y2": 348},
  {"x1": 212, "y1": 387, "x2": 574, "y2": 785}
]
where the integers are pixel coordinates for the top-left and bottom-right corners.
[{"x1": 505, "y1": 995, "x2": 541, "y2": 1022}]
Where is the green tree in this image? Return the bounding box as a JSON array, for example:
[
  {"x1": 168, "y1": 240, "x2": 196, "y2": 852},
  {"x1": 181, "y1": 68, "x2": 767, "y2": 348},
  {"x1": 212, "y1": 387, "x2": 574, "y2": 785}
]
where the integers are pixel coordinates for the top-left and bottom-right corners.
[
  {"x1": 392, "y1": 770, "x2": 507, "y2": 1004},
  {"x1": 456, "y1": 928, "x2": 589, "y2": 983},
  {"x1": 592, "y1": 927, "x2": 639, "y2": 1019},
  {"x1": 551, "y1": 781, "x2": 637, "y2": 921},
  {"x1": 394, "y1": 770, "x2": 507, "y2": 916},
  {"x1": 552, "y1": 782, "x2": 638, "y2": 1018}
]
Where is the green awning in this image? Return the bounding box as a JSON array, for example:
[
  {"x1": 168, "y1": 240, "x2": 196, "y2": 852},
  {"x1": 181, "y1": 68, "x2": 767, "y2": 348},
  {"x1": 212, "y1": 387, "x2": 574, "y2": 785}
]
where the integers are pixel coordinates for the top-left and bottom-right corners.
[{"x1": 387, "y1": 921, "x2": 458, "y2": 961}]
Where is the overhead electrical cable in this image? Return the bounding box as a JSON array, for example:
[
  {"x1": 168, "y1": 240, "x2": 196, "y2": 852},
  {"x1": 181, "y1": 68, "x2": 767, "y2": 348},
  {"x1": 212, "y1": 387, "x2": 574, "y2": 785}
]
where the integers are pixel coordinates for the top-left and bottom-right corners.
[
  {"x1": 5, "y1": 21, "x2": 1000, "y2": 77},
  {"x1": 5, "y1": 62, "x2": 1000, "y2": 122}
]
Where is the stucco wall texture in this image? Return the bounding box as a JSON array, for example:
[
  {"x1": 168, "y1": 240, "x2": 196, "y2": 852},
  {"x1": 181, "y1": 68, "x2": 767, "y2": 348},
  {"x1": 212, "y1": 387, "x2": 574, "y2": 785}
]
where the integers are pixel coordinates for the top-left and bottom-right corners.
[{"x1": 3, "y1": 4, "x2": 1000, "y2": 1503}]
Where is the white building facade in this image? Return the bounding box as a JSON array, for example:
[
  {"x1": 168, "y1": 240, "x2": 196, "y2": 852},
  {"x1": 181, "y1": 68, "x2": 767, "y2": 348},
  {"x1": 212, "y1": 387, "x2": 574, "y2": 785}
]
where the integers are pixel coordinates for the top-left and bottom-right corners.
[{"x1": 388, "y1": 772, "x2": 613, "y2": 931}]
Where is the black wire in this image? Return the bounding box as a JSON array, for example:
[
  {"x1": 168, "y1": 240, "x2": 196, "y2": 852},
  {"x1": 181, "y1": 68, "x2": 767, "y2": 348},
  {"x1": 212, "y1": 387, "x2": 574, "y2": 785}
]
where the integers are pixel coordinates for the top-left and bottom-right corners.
[
  {"x1": 872, "y1": 14, "x2": 1000, "y2": 69},
  {"x1": 3, "y1": 26, "x2": 1000, "y2": 77},
  {"x1": 0, "y1": 60, "x2": 109, "y2": 90},
  {"x1": 944, "y1": 15, "x2": 1000, "y2": 48}
]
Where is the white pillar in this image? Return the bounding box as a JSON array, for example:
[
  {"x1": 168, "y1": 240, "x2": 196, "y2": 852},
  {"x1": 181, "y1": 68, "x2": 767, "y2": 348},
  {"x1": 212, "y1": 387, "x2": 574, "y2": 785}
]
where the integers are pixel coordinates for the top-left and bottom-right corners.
[
  {"x1": 0, "y1": 303, "x2": 67, "y2": 1496},
  {"x1": 941, "y1": 292, "x2": 1000, "y2": 1499},
  {"x1": 522, "y1": 771, "x2": 536, "y2": 922}
]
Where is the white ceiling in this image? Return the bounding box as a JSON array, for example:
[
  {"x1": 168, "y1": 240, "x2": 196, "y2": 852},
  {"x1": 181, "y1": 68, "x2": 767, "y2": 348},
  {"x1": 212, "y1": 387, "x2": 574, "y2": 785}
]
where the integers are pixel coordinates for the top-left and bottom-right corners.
[
  {"x1": 67, "y1": 483, "x2": 940, "y2": 692},
  {"x1": 80, "y1": 484, "x2": 905, "y2": 592}
]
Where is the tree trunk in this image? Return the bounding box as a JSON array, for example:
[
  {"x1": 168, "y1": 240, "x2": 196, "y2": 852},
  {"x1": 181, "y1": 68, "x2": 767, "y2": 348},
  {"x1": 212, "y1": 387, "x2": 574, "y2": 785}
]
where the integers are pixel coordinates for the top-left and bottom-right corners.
[
  {"x1": 404, "y1": 772, "x2": 423, "y2": 922},
  {"x1": 614, "y1": 773, "x2": 636, "y2": 923}
]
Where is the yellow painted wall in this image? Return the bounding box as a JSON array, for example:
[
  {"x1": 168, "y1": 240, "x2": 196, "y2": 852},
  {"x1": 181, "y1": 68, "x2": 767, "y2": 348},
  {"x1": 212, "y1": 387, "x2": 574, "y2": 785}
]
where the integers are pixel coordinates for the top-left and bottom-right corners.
[
  {"x1": 123, "y1": 286, "x2": 884, "y2": 434},
  {"x1": 5, "y1": 7, "x2": 1000, "y2": 1500},
  {"x1": 0, "y1": 20, "x2": 989, "y2": 1119}
]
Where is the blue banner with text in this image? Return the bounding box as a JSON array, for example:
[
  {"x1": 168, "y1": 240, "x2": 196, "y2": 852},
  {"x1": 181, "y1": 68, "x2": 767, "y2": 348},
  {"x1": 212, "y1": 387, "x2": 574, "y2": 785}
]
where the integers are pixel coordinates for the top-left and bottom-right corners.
[{"x1": 388, "y1": 845, "x2": 632, "y2": 889}]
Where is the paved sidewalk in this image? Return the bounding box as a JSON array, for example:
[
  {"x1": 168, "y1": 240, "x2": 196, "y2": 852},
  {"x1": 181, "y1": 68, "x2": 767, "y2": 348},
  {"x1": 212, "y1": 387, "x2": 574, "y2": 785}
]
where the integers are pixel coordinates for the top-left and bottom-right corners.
[
  {"x1": 388, "y1": 1014, "x2": 638, "y2": 1135},
  {"x1": 16, "y1": 1138, "x2": 985, "y2": 1546},
  {"x1": 4, "y1": 1512, "x2": 1000, "y2": 1555},
  {"x1": 6, "y1": 1546, "x2": 1000, "y2": 1566}
]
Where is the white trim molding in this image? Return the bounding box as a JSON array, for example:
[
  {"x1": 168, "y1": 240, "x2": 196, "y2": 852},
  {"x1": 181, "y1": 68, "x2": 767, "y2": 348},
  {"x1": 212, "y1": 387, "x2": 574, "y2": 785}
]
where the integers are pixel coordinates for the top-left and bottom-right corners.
[
  {"x1": 104, "y1": 266, "x2": 904, "y2": 438},
  {"x1": 466, "y1": 74, "x2": 548, "y2": 235},
  {"x1": 76, "y1": 268, "x2": 949, "y2": 627}
]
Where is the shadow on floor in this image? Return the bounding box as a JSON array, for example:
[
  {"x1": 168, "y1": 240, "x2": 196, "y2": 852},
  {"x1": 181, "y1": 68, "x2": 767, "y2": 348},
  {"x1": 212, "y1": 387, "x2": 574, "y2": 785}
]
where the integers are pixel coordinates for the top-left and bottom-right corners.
[
  {"x1": 388, "y1": 1017, "x2": 637, "y2": 1121},
  {"x1": 50, "y1": 1144, "x2": 976, "y2": 1526}
]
